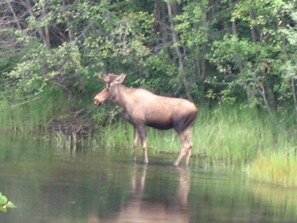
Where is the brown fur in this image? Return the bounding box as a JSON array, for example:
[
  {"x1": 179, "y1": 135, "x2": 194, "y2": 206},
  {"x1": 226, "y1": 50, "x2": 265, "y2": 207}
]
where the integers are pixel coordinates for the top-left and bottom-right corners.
[{"x1": 94, "y1": 73, "x2": 198, "y2": 166}]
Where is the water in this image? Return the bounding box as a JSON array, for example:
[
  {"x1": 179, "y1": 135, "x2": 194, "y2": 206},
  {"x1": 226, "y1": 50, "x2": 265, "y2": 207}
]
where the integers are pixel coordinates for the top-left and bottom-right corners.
[{"x1": 1, "y1": 136, "x2": 297, "y2": 223}]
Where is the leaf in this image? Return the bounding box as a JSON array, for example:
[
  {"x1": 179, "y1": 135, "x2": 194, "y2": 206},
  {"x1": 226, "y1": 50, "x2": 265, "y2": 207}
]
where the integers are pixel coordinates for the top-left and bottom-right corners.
[
  {"x1": 0, "y1": 193, "x2": 8, "y2": 205},
  {"x1": 4, "y1": 201, "x2": 16, "y2": 209},
  {"x1": 0, "y1": 193, "x2": 16, "y2": 212}
]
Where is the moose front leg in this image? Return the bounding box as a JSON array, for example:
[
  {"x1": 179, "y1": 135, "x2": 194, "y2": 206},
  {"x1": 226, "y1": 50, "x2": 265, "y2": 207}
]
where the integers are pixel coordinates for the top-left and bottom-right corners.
[
  {"x1": 136, "y1": 125, "x2": 149, "y2": 165},
  {"x1": 142, "y1": 137, "x2": 148, "y2": 165}
]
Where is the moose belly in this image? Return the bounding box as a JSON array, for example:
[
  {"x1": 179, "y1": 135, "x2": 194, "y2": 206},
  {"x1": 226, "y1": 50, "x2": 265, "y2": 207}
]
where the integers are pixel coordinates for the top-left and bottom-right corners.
[{"x1": 145, "y1": 120, "x2": 173, "y2": 130}]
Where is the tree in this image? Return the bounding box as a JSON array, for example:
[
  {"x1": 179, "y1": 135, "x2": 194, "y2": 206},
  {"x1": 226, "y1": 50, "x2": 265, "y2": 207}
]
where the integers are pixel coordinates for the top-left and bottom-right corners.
[{"x1": 1, "y1": 0, "x2": 297, "y2": 128}]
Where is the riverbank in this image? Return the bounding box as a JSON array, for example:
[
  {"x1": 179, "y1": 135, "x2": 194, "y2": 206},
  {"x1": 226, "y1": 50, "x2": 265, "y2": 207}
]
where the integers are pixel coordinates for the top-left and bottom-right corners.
[{"x1": 1, "y1": 98, "x2": 297, "y2": 187}]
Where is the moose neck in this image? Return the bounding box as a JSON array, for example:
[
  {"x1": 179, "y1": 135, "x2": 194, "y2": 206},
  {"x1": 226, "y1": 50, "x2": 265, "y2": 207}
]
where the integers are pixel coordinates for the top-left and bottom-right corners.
[{"x1": 110, "y1": 84, "x2": 131, "y2": 110}]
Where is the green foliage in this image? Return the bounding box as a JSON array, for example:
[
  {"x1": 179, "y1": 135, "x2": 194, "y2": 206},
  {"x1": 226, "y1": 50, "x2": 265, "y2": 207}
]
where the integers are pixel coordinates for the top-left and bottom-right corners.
[
  {"x1": 174, "y1": 1, "x2": 209, "y2": 48},
  {"x1": 1, "y1": 0, "x2": 296, "y2": 110},
  {"x1": 0, "y1": 192, "x2": 16, "y2": 212}
]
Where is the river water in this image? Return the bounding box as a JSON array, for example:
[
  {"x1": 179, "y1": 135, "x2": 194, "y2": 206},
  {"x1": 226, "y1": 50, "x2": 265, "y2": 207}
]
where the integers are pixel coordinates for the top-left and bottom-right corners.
[{"x1": 0, "y1": 136, "x2": 297, "y2": 223}]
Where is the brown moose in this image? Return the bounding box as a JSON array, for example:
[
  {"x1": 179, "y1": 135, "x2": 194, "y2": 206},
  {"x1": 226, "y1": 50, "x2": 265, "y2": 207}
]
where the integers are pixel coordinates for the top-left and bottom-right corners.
[{"x1": 94, "y1": 73, "x2": 198, "y2": 166}]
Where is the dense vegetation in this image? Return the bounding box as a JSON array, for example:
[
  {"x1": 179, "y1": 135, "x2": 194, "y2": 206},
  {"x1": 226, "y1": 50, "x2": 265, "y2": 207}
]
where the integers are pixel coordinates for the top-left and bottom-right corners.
[{"x1": 1, "y1": 0, "x2": 297, "y2": 186}]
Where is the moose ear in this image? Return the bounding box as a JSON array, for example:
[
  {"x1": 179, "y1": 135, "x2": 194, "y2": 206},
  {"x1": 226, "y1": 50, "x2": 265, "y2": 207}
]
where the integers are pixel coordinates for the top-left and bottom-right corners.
[{"x1": 112, "y1": 73, "x2": 126, "y2": 85}]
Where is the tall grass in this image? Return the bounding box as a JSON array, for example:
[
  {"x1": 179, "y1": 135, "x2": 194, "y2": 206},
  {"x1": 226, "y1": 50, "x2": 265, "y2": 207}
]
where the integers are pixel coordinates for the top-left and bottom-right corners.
[
  {"x1": 94, "y1": 120, "x2": 180, "y2": 153},
  {"x1": 95, "y1": 106, "x2": 296, "y2": 161},
  {"x1": 245, "y1": 154, "x2": 297, "y2": 187},
  {"x1": 94, "y1": 106, "x2": 271, "y2": 160},
  {"x1": 94, "y1": 105, "x2": 297, "y2": 187},
  {"x1": 0, "y1": 98, "x2": 52, "y2": 135},
  {"x1": 0, "y1": 92, "x2": 64, "y2": 136},
  {"x1": 196, "y1": 106, "x2": 297, "y2": 187},
  {"x1": 1, "y1": 93, "x2": 297, "y2": 187},
  {"x1": 194, "y1": 106, "x2": 283, "y2": 165}
]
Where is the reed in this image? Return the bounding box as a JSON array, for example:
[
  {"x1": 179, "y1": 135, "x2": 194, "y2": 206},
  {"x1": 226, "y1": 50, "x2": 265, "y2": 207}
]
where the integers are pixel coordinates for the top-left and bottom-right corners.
[
  {"x1": 94, "y1": 105, "x2": 297, "y2": 187},
  {"x1": 92, "y1": 124, "x2": 184, "y2": 165},
  {"x1": 0, "y1": 93, "x2": 61, "y2": 136},
  {"x1": 95, "y1": 106, "x2": 296, "y2": 161},
  {"x1": 2, "y1": 93, "x2": 297, "y2": 187},
  {"x1": 195, "y1": 106, "x2": 297, "y2": 187},
  {"x1": 194, "y1": 106, "x2": 274, "y2": 166},
  {"x1": 245, "y1": 154, "x2": 297, "y2": 188},
  {"x1": 94, "y1": 120, "x2": 180, "y2": 153},
  {"x1": 96, "y1": 121, "x2": 133, "y2": 149}
]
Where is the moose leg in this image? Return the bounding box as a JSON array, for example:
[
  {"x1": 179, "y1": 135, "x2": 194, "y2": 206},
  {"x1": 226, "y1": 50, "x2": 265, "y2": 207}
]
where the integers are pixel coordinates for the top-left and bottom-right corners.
[
  {"x1": 133, "y1": 128, "x2": 140, "y2": 162},
  {"x1": 173, "y1": 128, "x2": 193, "y2": 166},
  {"x1": 141, "y1": 134, "x2": 149, "y2": 165},
  {"x1": 136, "y1": 125, "x2": 148, "y2": 164},
  {"x1": 185, "y1": 146, "x2": 192, "y2": 166}
]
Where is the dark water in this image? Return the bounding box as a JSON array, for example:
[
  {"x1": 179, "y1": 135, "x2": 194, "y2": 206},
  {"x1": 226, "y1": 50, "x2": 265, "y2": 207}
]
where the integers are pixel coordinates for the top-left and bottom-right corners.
[{"x1": 1, "y1": 136, "x2": 297, "y2": 223}]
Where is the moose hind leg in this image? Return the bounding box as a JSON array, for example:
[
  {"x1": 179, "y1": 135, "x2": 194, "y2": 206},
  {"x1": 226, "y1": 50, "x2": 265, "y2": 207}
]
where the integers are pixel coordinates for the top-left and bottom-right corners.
[
  {"x1": 133, "y1": 128, "x2": 140, "y2": 162},
  {"x1": 185, "y1": 145, "x2": 192, "y2": 166},
  {"x1": 173, "y1": 128, "x2": 193, "y2": 166}
]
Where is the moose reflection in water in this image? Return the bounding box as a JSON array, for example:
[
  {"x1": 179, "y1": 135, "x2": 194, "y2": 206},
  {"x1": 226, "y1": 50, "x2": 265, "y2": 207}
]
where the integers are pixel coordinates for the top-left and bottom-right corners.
[
  {"x1": 88, "y1": 166, "x2": 190, "y2": 223},
  {"x1": 94, "y1": 73, "x2": 198, "y2": 166}
]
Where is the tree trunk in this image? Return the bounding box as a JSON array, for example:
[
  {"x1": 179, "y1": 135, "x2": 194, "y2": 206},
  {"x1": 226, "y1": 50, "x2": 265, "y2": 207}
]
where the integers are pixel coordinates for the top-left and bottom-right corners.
[
  {"x1": 42, "y1": 4, "x2": 51, "y2": 48},
  {"x1": 62, "y1": 0, "x2": 73, "y2": 41},
  {"x1": 229, "y1": 0, "x2": 237, "y2": 36},
  {"x1": 166, "y1": 2, "x2": 193, "y2": 101},
  {"x1": 5, "y1": 0, "x2": 22, "y2": 30},
  {"x1": 250, "y1": 9, "x2": 258, "y2": 42},
  {"x1": 259, "y1": 81, "x2": 277, "y2": 123},
  {"x1": 25, "y1": 0, "x2": 50, "y2": 48},
  {"x1": 291, "y1": 77, "x2": 297, "y2": 122}
]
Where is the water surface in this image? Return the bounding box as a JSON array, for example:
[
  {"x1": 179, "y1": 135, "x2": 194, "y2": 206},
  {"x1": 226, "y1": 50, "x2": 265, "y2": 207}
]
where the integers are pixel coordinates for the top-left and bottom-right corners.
[{"x1": 0, "y1": 136, "x2": 297, "y2": 223}]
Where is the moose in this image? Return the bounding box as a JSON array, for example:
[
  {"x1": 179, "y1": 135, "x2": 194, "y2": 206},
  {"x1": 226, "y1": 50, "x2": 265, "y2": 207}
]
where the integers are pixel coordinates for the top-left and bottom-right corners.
[{"x1": 94, "y1": 73, "x2": 198, "y2": 166}]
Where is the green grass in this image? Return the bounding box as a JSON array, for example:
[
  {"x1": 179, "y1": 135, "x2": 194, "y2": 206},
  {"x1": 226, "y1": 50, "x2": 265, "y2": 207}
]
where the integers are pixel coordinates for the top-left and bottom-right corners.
[
  {"x1": 0, "y1": 89, "x2": 71, "y2": 136},
  {"x1": 1, "y1": 95, "x2": 297, "y2": 188},
  {"x1": 245, "y1": 154, "x2": 297, "y2": 188},
  {"x1": 196, "y1": 106, "x2": 297, "y2": 187},
  {"x1": 94, "y1": 106, "x2": 273, "y2": 161},
  {"x1": 0, "y1": 97, "x2": 50, "y2": 135},
  {"x1": 93, "y1": 105, "x2": 297, "y2": 187},
  {"x1": 94, "y1": 120, "x2": 180, "y2": 153},
  {"x1": 194, "y1": 107, "x2": 277, "y2": 165}
]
